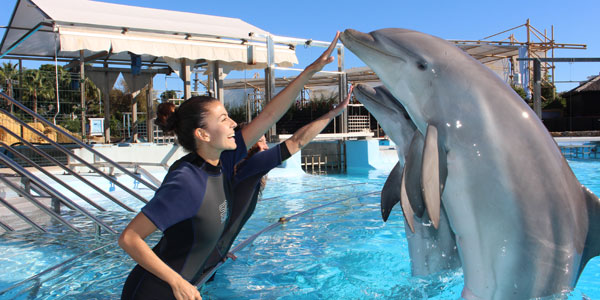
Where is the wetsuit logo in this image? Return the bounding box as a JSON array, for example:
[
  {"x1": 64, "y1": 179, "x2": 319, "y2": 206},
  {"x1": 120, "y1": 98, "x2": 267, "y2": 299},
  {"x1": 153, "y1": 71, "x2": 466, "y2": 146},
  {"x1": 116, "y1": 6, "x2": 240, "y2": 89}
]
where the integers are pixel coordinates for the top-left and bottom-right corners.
[{"x1": 219, "y1": 200, "x2": 228, "y2": 224}]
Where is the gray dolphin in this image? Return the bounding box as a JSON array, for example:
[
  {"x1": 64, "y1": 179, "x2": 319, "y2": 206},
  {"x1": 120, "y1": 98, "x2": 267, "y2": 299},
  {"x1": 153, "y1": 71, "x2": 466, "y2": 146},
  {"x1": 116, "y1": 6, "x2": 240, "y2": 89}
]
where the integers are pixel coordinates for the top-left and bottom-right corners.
[
  {"x1": 353, "y1": 84, "x2": 461, "y2": 276},
  {"x1": 341, "y1": 28, "x2": 600, "y2": 299}
]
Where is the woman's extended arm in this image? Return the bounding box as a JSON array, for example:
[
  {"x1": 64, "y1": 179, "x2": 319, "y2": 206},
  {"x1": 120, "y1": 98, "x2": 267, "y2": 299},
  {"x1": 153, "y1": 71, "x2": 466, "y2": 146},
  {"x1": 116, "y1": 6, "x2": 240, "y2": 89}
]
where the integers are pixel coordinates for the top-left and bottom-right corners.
[
  {"x1": 284, "y1": 85, "x2": 353, "y2": 155},
  {"x1": 241, "y1": 32, "x2": 341, "y2": 149},
  {"x1": 118, "y1": 213, "x2": 201, "y2": 300}
]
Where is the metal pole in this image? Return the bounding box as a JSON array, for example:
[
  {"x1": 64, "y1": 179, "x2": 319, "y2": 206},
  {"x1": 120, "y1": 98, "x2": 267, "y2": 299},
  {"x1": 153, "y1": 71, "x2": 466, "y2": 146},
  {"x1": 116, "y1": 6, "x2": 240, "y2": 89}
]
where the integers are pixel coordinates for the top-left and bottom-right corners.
[
  {"x1": 533, "y1": 59, "x2": 542, "y2": 119},
  {"x1": 79, "y1": 50, "x2": 86, "y2": 140},
  {"x1": 103, "y1": 63, "x2": 111, "y2": 143},
  {"x1": 216, "y1": 62, "x2": 224, "y2": 103},
  {"x1": 265, "y1": 35, "x2": 276, "y2": 142},
  {"x1": 132, "y1": 81, "x2": 138, "y2": 143},
  {"x1": 338, "y1": 46, "x2": 347, "y2": 135}
]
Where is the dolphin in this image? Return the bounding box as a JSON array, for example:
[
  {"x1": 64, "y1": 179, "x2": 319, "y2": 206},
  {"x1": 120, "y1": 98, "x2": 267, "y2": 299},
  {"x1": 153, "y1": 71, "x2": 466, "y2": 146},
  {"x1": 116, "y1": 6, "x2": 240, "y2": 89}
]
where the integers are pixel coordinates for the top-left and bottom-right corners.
[
  {"x1": 341, "y1": 28, "x2": 600, "y2": 299},
  {"x1": 353, "y1": 84, "x2": 461, "y2": 276}
]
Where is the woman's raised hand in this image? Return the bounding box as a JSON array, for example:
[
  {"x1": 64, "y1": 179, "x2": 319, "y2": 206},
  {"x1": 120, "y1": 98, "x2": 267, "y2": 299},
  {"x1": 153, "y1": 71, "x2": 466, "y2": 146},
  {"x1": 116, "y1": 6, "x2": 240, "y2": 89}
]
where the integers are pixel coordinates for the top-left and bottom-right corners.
[{"x1": 305, "y1": 31, "x2": 340, "y2": 74}]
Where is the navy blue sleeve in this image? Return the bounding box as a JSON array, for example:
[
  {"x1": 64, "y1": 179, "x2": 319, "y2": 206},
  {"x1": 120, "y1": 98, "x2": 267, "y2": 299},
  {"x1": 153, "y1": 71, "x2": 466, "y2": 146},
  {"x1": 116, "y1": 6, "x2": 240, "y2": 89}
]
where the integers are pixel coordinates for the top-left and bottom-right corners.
[
  {"x1": 141, "y1": 163, "x2": 207, "y2": 231},
  {"x1": 220, "y1": 130, "x2": 247, "y2": 179},
  {"x1": 233, "y1": 143, "x2": 284, "y2": 184}
]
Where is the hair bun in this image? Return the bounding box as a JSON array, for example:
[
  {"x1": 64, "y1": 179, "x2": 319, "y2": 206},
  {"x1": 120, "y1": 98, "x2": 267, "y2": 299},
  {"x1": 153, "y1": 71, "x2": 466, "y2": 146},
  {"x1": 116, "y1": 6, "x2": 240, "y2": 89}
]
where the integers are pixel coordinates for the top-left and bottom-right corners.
[{"x1": 155, "y1": 102, "x2": 177, "y2": 133}]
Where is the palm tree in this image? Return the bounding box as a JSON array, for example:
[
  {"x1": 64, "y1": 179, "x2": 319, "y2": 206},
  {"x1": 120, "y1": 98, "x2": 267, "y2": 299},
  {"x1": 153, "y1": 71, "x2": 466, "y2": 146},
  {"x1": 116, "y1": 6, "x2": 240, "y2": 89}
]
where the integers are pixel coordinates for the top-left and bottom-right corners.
[
  {"x1": 22, "y1": 69, "x2": 53, "y2": 122},
  {"x1": 0, "y1": 62, "x2": 19, "y2": 111}
]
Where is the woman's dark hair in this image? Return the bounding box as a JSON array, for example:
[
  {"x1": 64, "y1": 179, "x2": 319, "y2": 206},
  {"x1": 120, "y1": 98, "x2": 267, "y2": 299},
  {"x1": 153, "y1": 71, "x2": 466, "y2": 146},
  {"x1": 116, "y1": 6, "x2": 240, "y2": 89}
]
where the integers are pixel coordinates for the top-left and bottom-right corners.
[{"x1": 155, "y1": 96, "x2": 220, "y2": 152}]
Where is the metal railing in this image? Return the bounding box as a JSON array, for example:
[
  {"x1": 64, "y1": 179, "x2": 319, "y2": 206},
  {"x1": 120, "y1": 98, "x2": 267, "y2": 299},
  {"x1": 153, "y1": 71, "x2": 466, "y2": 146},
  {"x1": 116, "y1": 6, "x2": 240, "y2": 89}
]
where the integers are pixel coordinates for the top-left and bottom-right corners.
[
  {"x1": 0, "y1": 91, "x2": 161, "y2": 234},
  {"x1": 0, "y1": 126, "x2": 135, "y2": 211},
  {"x1": 0, "y1": 91, "x2": 158, "y2": 192},
  {"x1": 0, "y1": 151, "x2": 115, "y2": 234}
]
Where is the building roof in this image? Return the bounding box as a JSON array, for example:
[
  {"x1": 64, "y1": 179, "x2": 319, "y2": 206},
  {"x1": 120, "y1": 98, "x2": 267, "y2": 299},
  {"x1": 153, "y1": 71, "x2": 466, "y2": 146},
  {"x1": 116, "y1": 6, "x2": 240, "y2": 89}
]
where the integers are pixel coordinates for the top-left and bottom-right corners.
[
  {"x1": 1, "y1": 0, "x2": 297, "y2": 70},
  {"x1": 564, "y1": 75, "x2": 600, "y2": 96}
]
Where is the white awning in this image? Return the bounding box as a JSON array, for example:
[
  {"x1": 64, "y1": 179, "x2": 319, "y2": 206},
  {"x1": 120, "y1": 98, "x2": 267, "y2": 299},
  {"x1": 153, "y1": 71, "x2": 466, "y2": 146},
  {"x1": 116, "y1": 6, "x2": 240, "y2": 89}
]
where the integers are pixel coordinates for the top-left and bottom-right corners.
[{"x1": 1, "y1": 0, "x2": 298, "y2": 69}]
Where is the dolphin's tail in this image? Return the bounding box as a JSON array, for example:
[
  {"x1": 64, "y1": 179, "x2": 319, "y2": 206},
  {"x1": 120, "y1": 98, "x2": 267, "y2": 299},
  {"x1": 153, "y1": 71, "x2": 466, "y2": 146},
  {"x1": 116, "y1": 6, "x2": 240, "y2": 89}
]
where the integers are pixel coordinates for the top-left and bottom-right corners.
[{"x1": 580, "y1": 187, "x2": 600, "y2": 277}]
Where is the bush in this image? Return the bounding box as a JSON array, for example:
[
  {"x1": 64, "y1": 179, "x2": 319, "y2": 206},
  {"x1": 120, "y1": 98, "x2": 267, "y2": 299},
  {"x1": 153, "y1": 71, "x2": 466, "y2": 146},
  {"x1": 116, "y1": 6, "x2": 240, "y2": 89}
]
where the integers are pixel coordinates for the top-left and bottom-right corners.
[{"x1": 60, "y1": 119, "x2": 81, "y2": 133}]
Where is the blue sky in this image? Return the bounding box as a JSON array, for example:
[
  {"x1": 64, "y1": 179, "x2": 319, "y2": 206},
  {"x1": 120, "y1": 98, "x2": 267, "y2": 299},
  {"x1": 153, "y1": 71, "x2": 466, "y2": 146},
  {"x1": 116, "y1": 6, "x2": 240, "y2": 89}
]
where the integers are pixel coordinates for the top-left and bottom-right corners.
[{"x1": 2, "y1": 0, "x2": 599, "y2": 92}]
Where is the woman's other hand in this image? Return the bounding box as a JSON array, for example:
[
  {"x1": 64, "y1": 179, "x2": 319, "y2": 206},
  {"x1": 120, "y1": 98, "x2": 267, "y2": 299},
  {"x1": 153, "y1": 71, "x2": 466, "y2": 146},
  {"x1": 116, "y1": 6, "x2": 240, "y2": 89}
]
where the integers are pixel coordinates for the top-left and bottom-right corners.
[
  {"x1": 331, "y1": 84, "x2": 353, "y2": 117},
  {"x1": 169, "y1": 275, "x2": 202, "y2": 300}
]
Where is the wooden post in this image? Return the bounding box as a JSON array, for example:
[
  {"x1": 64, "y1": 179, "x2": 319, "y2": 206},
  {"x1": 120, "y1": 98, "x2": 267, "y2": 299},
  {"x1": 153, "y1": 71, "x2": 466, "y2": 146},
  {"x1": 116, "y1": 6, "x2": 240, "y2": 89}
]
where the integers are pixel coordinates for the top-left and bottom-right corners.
[{"x1": 181, "y1": 59, "x2": 191, "y2": 100}]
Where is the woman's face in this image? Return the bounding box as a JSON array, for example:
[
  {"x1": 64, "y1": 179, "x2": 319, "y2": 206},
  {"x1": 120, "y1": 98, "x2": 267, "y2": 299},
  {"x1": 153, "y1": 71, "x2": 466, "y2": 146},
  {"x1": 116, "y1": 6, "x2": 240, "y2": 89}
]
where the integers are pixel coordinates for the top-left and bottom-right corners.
[
  {"x1": 256, "y1": 136, "x2": 269, "y2": 151},
  {"x1": 201, "y1": 101, "x2": 238, "y2": 151}
]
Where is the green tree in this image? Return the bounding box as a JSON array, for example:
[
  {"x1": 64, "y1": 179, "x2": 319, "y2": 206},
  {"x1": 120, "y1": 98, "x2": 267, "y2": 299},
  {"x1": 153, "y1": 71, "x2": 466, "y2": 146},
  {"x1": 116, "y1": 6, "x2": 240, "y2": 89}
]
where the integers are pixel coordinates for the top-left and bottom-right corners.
[
  {"x1": 0, "y1": 62, "x2": 19, "y2": 110},
  {"x1": 160, "y1": 90, "x2": 179, "y2": 102},
  {"x1": 21, "y1": 69, "x2": 54, "y2": 117},
  {"x1": 511, "y1": 84, "x2": 529, "y2": 102}
]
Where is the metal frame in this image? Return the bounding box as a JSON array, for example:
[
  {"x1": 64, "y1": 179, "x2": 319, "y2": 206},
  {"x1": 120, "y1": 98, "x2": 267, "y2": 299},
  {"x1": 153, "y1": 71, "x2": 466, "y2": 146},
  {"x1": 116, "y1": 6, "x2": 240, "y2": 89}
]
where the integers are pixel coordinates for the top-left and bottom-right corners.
[
  {"x1": 517, "y1": 57, "x2": 600, "y2": 118},
  {"x1": 0, "y1": 151, "x2": 116, "y2": 234},
  {"x1": 0, "y1": 195, "x2": 45, "y2": 232},
  {"x1": 0, "y1": 125, "x2": 135, "y2": 211},
  {"x1": 0, "y1": 91, "x2": 156, "y2": 192}
]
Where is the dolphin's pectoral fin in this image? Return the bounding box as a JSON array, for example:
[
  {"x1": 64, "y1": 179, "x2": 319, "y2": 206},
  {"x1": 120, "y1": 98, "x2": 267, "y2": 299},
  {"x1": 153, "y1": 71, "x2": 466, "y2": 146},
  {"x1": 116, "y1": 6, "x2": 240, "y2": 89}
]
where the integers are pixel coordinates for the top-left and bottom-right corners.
[
  {"x1": 405, "y1": 130, "x2": 426, "y2": 217},
  {"x1": 421, "y1": 125, "x2": 447, "y2": 229},
  {"x1": 581, "y1": 187, "x2": 600, "y2": 276},
  {"x1": 381, "y1": 162, "x2": 403, "y2": 222},
  {"x1": 400, "y1": 166, "x2": 415, "y2": 233}
]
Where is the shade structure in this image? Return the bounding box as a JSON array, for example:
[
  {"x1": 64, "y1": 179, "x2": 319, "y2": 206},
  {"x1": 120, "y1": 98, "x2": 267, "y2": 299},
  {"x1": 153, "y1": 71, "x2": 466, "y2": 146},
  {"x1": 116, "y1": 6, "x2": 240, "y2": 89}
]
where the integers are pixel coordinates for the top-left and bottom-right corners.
[{"x1": 1, "y1": 0, "x2": 298, "y2": 70}]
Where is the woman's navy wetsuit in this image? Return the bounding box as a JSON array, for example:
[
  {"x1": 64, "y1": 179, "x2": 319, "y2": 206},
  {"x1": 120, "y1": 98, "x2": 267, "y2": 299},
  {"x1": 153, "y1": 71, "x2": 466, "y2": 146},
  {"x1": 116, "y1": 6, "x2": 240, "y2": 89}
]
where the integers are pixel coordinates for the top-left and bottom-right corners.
[
  {"x1": 200, "y1": 142, "x2": 291, "y2": 282},
  {"x1": 121, "y1": 131, "x2": 247, "y2": 300}
]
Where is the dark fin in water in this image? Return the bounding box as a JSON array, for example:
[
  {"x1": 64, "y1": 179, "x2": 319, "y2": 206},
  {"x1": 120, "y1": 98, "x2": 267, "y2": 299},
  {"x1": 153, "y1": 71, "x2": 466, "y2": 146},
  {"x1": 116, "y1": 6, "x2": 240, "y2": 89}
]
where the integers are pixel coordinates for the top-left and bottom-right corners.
[
  {"x1": 381, "y1": 161, "x2": 403, "y2": 222},
  {"x1": 404, "y1": 130, "x2": 426, "y2": 217},
  {"x1": 580, "y1": 186, "x2": 600, "y2": 279},
  {"x1": 421, "y1": 125, "x2": 447, "y2": 229}
]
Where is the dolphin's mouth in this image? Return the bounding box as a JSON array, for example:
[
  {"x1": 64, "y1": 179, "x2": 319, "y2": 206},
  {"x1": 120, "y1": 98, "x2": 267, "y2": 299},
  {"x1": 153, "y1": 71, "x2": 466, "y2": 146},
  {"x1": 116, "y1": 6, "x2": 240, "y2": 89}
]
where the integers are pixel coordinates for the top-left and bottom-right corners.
[
  {"x1": 355, "y1": 84, "x2": 402, "y2": 112},
  {"x1": 341, "y1": 29, "x2": 407, "y2": 63}
]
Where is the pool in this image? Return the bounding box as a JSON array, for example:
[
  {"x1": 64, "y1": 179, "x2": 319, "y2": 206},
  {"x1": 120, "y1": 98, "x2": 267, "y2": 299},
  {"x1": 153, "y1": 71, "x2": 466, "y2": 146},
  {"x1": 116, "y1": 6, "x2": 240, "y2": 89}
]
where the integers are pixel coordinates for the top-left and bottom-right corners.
[{"x1": 0, "y1": 159, "x2": 599, "y2": 299}]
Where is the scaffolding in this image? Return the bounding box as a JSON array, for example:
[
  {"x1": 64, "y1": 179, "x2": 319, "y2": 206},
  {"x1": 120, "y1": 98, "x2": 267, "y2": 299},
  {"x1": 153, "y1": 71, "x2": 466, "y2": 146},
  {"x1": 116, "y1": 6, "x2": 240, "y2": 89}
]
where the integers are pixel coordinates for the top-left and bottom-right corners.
[{"x1": 451, "y1": 19, "x2": 587, "y2": 98}]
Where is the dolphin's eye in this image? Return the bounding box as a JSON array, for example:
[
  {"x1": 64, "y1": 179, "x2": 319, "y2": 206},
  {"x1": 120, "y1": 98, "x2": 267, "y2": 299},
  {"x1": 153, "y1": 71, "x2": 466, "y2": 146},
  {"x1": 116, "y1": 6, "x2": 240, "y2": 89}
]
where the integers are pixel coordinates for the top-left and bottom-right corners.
[{"x1": 417, "y1": 61, "x2": 427, "y2": 71}]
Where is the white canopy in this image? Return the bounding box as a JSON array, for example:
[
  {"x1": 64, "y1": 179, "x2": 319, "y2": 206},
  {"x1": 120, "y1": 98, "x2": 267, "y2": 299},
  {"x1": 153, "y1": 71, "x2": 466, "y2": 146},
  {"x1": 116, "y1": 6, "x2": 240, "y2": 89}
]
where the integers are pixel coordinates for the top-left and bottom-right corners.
[{"x1": 1, "y1": 0, "x2": 298, "y2": 70}]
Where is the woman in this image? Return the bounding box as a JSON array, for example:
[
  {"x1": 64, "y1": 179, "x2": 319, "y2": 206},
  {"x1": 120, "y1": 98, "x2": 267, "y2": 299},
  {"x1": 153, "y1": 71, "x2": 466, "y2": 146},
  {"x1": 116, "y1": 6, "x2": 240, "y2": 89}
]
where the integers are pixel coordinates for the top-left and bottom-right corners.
[
  {"x1": 119, "y1": 33, "x2": 342, "y2": 300},
  {"x1": 202, "y1": 86, "x2": 354, "y2": 284}
]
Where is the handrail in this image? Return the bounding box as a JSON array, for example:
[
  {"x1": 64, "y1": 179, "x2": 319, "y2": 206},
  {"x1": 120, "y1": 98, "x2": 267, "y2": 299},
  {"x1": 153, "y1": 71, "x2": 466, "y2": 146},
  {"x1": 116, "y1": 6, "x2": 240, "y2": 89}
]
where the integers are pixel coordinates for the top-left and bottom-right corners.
[
  {"x1": 197, "y1": 190, "x2": 380, "y2": 286},
  {"x1": 0, "y1": 217, "x2": 15, "y2": 232},
  {"x1": 0, "y1": 176, "x2": 79, "y2": 233},
  {"x1": 1, "y1": 142, "x2": 108, "y2": 212},
  {"x1": 0, "y1": 111, "x2": 149, "y2": 204},
  {"x1": 0, "y1": 91, "x2": 158, "y2": 191},
  {"x1": 0, "y1": 196, "x2": 45, "y2": 232},
  {"x1": 0, "y1": 152, "x2": 116, "y2": 234},
  {"x1": 134, "y1": 165, "x2": 162, "y2": 187},
  {"x1": 0, "y1": 125, "x2": 135, "y2": 211}
]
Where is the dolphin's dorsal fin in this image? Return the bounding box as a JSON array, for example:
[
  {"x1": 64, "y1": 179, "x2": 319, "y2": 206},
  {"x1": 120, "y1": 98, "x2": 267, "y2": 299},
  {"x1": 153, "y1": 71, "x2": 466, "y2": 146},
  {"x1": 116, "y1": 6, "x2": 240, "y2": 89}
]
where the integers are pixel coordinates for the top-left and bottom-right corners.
[
  {"x1": 421, "y1": 125, "x2": 448, "y2": 229},
  {"x1": 381, "y1": 161, "x2": 403, "y2": 222},
  {"x1": 400, "y1": 166, "x2": 415, "y2": 233},
  {"x1": 404, "y1": 130, "x2": 426, "y2": 217},
  {"x1": 580, "y1": 187, "x2": 600, "y2": 278}
]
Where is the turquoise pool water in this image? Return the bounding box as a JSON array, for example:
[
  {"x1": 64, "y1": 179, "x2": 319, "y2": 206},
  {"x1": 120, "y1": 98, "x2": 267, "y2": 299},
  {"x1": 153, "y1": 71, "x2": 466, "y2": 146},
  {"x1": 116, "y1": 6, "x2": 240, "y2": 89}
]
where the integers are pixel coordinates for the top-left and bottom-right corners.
[{"x1": 0, "y1": 159, "x2": 599, "y2": 299}]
